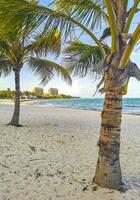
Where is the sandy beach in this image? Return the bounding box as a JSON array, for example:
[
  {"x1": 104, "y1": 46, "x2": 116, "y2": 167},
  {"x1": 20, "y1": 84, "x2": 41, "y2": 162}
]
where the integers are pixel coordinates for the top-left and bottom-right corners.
[{"x1": 0, "y1": 102, "x2": 140, "y2": 200}]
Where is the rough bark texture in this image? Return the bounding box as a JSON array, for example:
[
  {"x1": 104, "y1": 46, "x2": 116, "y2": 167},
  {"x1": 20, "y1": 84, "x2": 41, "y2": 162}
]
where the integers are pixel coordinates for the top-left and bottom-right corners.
[
  {"x1": 93, "y1": 0, "x2": 138, "y2": 191},
  {"x1": 9, "y1": 69, "x2": 21, "y2": 126},
  {"x1": 94, "y1": 87, "x2": 123, "y2": 190}
]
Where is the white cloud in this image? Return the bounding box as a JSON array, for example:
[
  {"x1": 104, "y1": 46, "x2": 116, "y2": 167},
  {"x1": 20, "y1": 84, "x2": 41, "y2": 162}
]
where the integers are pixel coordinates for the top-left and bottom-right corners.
[{"x1": 43, "y1": 77, "x2": 99, "y2": 98}]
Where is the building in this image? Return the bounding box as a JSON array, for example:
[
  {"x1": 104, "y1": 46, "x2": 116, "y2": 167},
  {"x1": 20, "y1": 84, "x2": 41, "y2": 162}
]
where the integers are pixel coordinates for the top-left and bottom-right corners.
[
  {"x1": 48, "y1": 88, "x2": 58, "y2": 96},
  {"x1": 32, "y1": 87, "x2": 44, "y2": 97}
]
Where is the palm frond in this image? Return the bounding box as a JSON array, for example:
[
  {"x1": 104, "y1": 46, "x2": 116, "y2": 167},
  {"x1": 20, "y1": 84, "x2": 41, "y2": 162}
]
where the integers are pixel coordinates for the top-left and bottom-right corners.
[
  {"x1": 64, "y1": 40, "x2": 109, "y2": 77},
  {"x1": 26, "y1": 29, "x2": 61, "y2": 57},
  {"x1": 0, "y1": 0, "x2": 74, "y2": 39},
  {"x1": 55, "y1": 0, "x2": 107, "y2": 29},
  {"x1": 0, "y1": 0, "x2": 107, "y2": 41},
  {"x1": 0, "y1": 39, "x2": 10, "y2": 54},
  {"x1": 28, "y1": 57, "x2": 72, "y2": 85},
  {"x1": 0, "y1": 57, "x2": 12, "y2": 77},
  {"x1": 0, "y1": 0, "x2": 108, "y2": 58}
]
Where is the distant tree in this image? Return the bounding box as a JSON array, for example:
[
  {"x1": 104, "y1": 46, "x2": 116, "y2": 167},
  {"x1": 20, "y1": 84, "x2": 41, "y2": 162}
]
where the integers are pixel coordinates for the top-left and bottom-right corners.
[
  {"x1": 0, "y1": 90, "x2": 15, "y2": 99},
  {"x1": 22, "y1": 91, "x2": 31, "y2": 96},
  {"x1": 7, "y1": 88, "x2": 11, "y2": 91}
]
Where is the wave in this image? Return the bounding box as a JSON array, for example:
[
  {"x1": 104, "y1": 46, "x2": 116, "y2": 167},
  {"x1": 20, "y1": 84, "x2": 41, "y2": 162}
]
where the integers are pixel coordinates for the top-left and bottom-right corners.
[{"x1": 29, "y1": 98, "x2": 140, "y2": 116}]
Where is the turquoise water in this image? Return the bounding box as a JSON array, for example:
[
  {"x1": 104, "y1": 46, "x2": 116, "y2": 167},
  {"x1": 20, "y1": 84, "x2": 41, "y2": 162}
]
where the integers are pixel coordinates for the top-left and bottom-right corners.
[{"x1": 33, "y1": 98, "x2": 140, "y2": 115}]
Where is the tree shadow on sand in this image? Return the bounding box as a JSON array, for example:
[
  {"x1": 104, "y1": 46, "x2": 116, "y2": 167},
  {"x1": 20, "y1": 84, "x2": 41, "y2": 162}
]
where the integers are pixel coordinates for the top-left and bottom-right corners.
[{"x1": 123, "y1": 175, "x2": 140, "y2": 190}]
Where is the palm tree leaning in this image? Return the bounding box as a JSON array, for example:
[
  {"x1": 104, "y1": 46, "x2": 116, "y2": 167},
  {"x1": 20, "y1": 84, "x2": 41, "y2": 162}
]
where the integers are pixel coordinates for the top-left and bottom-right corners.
[
  {"x1": 0, "y1": 31, "x2": 71, "y2": 127},
  {"x1": 1, "y1": 0, "x2": 140, "y2": 190}
]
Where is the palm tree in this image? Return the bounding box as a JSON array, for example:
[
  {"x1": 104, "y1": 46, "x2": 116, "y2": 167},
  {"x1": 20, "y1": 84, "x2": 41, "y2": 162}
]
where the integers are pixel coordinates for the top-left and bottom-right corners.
[
  {"x1": 0, "y1": 30, "x2": 71, "y2": 127},
  {"x1": 0, "y1": 0, "x2": 140, "y2": 190},
  {"x1": 56, "y1": 0, "x2": 140, "y2": 191}
]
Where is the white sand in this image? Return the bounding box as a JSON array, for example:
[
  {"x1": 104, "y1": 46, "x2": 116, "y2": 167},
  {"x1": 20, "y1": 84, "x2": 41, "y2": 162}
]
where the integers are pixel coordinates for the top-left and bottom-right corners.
[{"x1": 0, "y1": 103, "x2": 140, "y2": 200}]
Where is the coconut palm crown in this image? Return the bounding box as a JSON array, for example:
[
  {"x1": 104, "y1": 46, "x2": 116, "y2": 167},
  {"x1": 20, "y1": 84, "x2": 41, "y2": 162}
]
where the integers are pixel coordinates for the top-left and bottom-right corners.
[{"x1": 0, "y1": 28, "x2": 71, "y2": 126}]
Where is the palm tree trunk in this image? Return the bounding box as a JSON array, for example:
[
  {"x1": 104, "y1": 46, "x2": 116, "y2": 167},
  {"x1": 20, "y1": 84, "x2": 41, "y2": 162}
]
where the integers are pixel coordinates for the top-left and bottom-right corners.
[
  {"x1": 94, "y1": 88, "x2": 124, "y2": 190},
  {"x1": 9, "y1": 69, "x2": 21, "y2": 127}
]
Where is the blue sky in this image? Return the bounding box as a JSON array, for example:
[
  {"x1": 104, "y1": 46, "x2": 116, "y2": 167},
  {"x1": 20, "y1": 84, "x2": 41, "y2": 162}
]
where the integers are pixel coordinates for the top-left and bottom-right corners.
[{"x1": 0, "y1": 0, "x2": 140, "y2": 98}]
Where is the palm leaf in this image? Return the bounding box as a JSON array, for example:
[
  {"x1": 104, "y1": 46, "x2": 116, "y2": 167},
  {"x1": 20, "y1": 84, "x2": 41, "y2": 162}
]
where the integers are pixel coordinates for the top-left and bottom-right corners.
[
  {"x1": 0, "y1": 39, "x2": 10, "y2": 54},
  {"x1": 0, "y1": 0, "x2": 107, "y2": 58},
  {"x1": 26, "y1": 29, "x2": 61, "y2": 57},
  {"x1": 55, "y1": 0, "x2": 107, "y2": 29},
  {"x1": 0, "y1": 57, "x2": 12, "y2": 77},
  {"x1": 28, "y1": 57, "x2": 72, "y2": 85},
  {"x1": 0, "y1": 0, "x2": 107, "y2": 40},
  {"x1": 0, "y1": 0, "x2": 74, "y2": 39},
  {"x1": 64, "y1": 40, "x2": 109, "y2": 77}
]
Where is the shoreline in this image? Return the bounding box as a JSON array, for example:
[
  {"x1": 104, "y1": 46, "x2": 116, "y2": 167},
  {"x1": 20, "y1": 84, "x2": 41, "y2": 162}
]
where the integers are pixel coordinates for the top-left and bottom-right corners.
[{"x1": 0, "y1": 99, "x2": 140, "y2": 117}]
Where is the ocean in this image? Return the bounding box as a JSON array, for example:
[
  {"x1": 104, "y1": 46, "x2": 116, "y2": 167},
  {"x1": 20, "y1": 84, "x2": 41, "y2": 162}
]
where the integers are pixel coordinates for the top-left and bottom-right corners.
[{"x1": 32, "y1": 98, "x2": 140, "y2": 115}]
